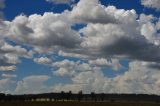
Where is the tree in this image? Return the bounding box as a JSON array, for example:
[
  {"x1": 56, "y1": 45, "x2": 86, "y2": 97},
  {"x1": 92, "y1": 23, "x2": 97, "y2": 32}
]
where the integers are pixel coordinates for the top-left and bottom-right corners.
[
  {"x1": 0, "y1": 93, "x2": 5, "y2": 101},
  {"x1": 67, "y1": 91, "x2": 72, "y2": 100},
  {"x1": 60, "y1": 91, "x2": 65, "y2": 101},
  {"x1": 78, "y1": 91, "x2": 83, "y2": 102},
  {"x1": 100, "y1": 93, "x2": 105, "y2": 101},
  {"x1": 91, "y1": 92, "x2": 96, "y2": 101}
]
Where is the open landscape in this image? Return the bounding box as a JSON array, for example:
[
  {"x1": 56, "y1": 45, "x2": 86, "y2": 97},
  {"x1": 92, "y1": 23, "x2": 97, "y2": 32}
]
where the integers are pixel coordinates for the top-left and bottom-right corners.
[
  {"x1": 0, "y1": 0, "x2": 160, "y2": 106},
  {"x1": 1, "y1": 93, "x2": 160, "y2": 106},
  {"x1": 1, "y1": 101, "x2": 160, "y2": 106}
]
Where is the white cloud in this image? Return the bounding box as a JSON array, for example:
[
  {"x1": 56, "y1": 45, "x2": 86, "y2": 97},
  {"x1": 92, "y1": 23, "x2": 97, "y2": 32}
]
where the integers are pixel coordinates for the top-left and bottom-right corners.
[
  {"x1": 34, "y1": 57, "x2": 52, "y2": 65},
  {"x1": 2, "y1": 74, "x2": 17, "y2": 78},
  {"x1": 52, "y1": 59, "x2": 98, "y2": 77},
  {"x1": 141, "y1": 0, "x2": 160, "y2": 11},
  {"x1": 8, "y1": 13, "x2": 81, "y2": 48},
  {"x1": 70, "y1": 0, "x2": 118, "y2": 24},
  {"x1": 2, "y1": 13, "x2": 82, "y2": 54},
  {"x1": 79, "y1": 14, "x2": 160, "y2": 63},
  {"x1": 53, "y1": 83, "x2": 82, "y2": 93},
  {"x1": 15, "y1": 75, "x2": 51, "y2": 94},
  {"x1": 0, "y1": 66, "x2": 16, "y2": 72},
  {"x1": 53, "y1": 61, "x2": 160, "y2": 94},
  {"x1": 156, "y1": 20, "x2": 160, "y2": 30},
  {"x1": 0, "y1": 78, "x2": 15, "y2": 94},
  {"x1": 1, "y1": 1, "x2": 159, "y2": 64},
  {"x1": 53, "y1": 70, "x2": 105, "y2": 93},
  {"x1": 1, "y1": 42, "x2": 33, "y2": 58},
  {"x1": 0, "y1": 40, "x2": 33, "y2": 72},
  {"x1": 4, "y1": 54, "x2": 20, "y2": 64},
  {"x1": 52, "y1": 58, "x2": 121, "y2": 80},
  {"x1": 54, "y1": 68, "x2": 72, "y2": 77},
  {"x1": 58, "y1": 50, "x2": 90, "y2": 59},
  {"x1": 139, "y1": 14, "x2": 160, "y2": 45},
  {"x1": 89, "y1": 58, "x2": 122, "y2": 71}
]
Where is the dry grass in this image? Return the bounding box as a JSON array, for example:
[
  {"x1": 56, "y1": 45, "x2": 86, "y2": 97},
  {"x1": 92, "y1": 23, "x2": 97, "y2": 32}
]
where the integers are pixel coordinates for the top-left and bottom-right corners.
[{"x1": 0, "y1": 101, "x2": 160, "y2": 106}]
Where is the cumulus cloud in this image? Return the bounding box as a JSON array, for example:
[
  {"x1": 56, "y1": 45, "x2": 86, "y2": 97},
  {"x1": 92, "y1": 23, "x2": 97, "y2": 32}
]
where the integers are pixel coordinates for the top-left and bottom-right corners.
[
  {"x1": 0, "y1": 78, "x2": 15, "y2": 94},
  {"x1": 52, "y1": 59, "x2": 99, "y2": 77},
  {"x1": 0, "y1": 40, "x2": 33, "y2": 71},
  {"x1": 89, "y1": 58, "x2": 122, "y2": 71},
  {"x1": 52, "y1": 58, "x2": 122, "y2": 78},
  {"x1": 53, "y1": 61, "x2": 160, "y2": 94},
  {"x1": 70, "y1": 0, "x2": 118, "y2": 24},
  {"x1": 4, "y1": 13, "x2": 82, "y2": 52},
  {"x1": 80, "y1": 14, "x2": 160, "y2": 63},
  {"x1": 0, "y1": 55, "x2": 14, "y2": 66},
  {"x1": 58, "y1": 50, "x2": 90, "y2": 59},
  {"x1": 139, "y1": 14, "x2": 160, "y2": 45},
  {"x1": 2, "y1": 74, "x2": 17, "y2": 78},
  {"x1": 34, "y1": 57, "x2": 52, "y2": 65},
  {"x1": 141, "y1": 0, "x2": 160, "y2": 11},
  {"x1": 9, "y1": 61, "x2": 160, "y2": 95},
  {"x1": 53, "y1": 70, "x2": 105, "y2": 93},
  {"x1": 0, "y1": 42, "x2": 33, "y2": 58},
  {"x1": 0, "y1": 66, "x2": 16, "y2": 72},
  {"x1": 2, "y1": 1, "x2": 159, "y2": 64},
  {"x1": 15, "y1": 75, "x2": 51, "y2": 94}
]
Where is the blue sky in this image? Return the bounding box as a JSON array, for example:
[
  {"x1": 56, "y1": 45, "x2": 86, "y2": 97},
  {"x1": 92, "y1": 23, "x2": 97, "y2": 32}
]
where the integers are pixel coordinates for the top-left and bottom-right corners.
[
  {"x1": 0, "y1": 0, "x2": 160, "y2": 94},
  {"x1": 4, "y1": 0, "x2": 160, "y2": 21}
]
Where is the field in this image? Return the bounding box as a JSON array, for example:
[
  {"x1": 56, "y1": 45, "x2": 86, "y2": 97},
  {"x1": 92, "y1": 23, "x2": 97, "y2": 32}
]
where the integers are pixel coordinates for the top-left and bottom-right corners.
[{"x1": 0, "y1": 101, "x2": 160, "y2": 106}]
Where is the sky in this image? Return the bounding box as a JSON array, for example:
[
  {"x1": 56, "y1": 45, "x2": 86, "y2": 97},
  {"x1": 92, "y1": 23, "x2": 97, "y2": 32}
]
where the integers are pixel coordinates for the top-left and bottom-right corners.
[{"x1": 0, "y1": 0, "x2": 160, "y2": 95}]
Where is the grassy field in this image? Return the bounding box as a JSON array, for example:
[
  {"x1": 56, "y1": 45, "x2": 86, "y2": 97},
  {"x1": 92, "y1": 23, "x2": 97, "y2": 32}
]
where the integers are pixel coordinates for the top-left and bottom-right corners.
[{"x1": 0, "y1": 101, "x2": 160, "y2": 106}]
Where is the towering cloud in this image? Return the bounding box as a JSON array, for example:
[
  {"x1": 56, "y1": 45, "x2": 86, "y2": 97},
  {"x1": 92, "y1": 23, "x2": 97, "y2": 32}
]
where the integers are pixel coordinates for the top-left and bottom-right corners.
[
  {"x1": 15, "y1": 75, "x2": 51, "y2": 94},
  {"x1": 53, "y1": 61, "x2": 160, "y2": 94},
  {"x1": 0, "y1": 78, "x2": 14, "y2": 94},
  {"x1": 70, "y1": 0, "x2": 118, "y2": 24}
]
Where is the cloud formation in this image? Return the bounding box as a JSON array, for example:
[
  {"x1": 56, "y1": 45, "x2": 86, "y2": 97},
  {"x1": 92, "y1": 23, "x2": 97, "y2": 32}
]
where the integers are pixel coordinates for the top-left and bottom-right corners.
[
  {"x1": 2, "y1": 74, "x2": 17, "y2": 78},
  {"x1": 4, "y1": 13, "x2": 82, "y2": 52},
  {"x1": 141, "y1": 0, "x2": 160, "y2": 11},
  {"x1": 15, "y1": 75, "x2": 51, "y2": 94},
  {"x1": 80, "y1": 19, "x2": 160, "y2": 62},
  {"x1": 53, "y1": 61, "x2": 160, "y2": 94},
  {"x1": 70, "y1": 0, "x2": 118, "y2": 24},
  {"x1": 0, "y1": 78, "x2": 14, "y2": 94},
  {"x1": 2, "y1": 0, "x2": 159, "y2": 64},
  {"x1": 0, "y1": 40, "x2": 33, "y2": 71},
  {"x1": 52, "y1": 59, "x2": 99, "y2": 77},
  {"x1": 34, "y1": 57, "x2": 52, "y2": 65},
  {"x1": 0, "y1": 66, "x2": 16, "y2": 72},
  {"x1": 89, "y1": 58, "x2": 122, "y2": 71}
]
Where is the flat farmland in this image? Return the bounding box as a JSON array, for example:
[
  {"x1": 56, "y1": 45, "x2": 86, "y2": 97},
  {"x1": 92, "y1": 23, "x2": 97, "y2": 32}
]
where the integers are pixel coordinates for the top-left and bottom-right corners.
[{"x1": 0, "y1": 101, "x2": 160, "y2": 106}]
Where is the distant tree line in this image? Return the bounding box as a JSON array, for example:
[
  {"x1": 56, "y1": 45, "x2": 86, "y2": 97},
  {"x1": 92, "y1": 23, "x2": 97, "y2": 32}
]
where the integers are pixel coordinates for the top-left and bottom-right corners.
[{"x1": 0, "y1": 91, "x2": 160, "y2": 103}]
